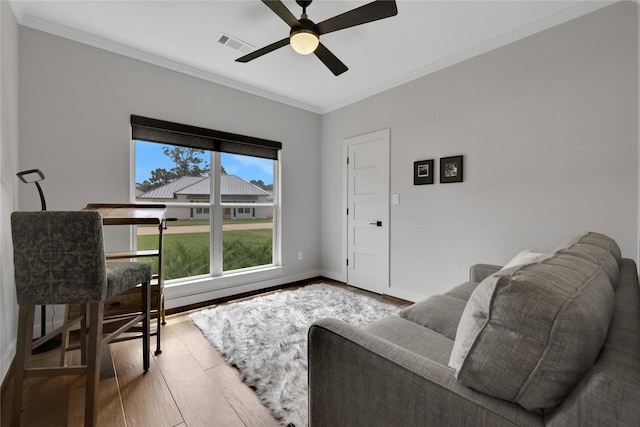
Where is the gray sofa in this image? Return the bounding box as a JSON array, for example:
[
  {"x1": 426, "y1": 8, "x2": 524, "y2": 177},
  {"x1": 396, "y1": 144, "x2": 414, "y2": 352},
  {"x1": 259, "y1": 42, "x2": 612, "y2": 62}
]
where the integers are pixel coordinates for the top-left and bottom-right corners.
[{"x1": 309, "y1": 232, "x2": 640, "y2": 426}]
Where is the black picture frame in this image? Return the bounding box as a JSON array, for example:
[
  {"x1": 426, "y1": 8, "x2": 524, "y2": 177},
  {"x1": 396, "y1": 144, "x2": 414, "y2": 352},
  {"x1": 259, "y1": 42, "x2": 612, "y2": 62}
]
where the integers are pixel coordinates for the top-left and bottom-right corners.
[
  {"x1": 414, "y1": 159, "x2": 434, "y2": 185},
  {"x1": 440, "y1": 155, "x2": 464, "y2": 183}
]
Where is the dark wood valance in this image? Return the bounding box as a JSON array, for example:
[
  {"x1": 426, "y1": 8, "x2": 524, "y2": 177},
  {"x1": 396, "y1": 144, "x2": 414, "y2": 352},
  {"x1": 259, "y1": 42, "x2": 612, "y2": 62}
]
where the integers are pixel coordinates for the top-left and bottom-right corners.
[{"x1": 131, "y1": 115, "x2": 281, "y2": 160}]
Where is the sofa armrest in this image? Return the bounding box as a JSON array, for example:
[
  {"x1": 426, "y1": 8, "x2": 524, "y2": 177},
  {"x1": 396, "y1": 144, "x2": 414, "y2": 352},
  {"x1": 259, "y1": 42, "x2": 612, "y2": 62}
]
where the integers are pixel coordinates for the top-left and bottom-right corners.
[
  {"x1": 469, "y1": 264, "x2": 502, "y2": 283},
  {"x1": 308, "y1": 318, "x2": 542, "y2": 427}
]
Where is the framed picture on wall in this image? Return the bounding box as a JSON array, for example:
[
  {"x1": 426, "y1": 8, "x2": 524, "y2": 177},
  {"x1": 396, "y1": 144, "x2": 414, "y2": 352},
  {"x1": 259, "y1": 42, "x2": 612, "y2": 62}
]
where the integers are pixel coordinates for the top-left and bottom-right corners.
[
  {"x1": 414, "y1": 159, "x2": 434, "y2": 185},
  {"x1": 440, "y1": 155, "x2": 464, "y2": 183}
]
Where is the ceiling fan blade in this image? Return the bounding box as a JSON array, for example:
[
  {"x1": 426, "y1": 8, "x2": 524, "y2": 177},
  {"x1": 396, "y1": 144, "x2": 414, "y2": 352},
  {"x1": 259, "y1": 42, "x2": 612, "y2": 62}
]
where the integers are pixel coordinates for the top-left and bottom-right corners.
[
  {"x1": 262, "y1": 0, "x2": 300, "y2": 28},
  {"x1": 314, "y1": 43, "x2": 348, "y2": 76},
  {"x1": 236, "y1": 38, "x2": 290, "y2": 63},
  {"x1": 316, "y1": 0, "x2": 398, "y2": 35}
]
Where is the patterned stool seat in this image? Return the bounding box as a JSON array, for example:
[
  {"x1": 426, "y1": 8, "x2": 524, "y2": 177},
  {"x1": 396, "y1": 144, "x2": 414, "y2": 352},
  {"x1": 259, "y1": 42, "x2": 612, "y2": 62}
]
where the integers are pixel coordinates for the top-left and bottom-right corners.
[{"x1": 106, "y1": 262, "x2": 151, "y2": 299}]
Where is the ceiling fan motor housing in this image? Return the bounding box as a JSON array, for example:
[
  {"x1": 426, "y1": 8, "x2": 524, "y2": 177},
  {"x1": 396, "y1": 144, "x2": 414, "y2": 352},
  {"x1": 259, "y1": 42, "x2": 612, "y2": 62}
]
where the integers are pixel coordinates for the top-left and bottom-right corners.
[{"x1": 290, "y1": 18, "x2": 319, "y2": 39}]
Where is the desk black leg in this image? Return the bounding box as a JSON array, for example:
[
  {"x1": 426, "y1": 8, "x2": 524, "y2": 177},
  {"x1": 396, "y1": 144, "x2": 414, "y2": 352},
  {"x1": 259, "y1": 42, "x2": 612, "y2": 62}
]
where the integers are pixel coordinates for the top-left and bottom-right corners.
[{"x1": 155, "y1": 309, "x2": 162, "y2": 355}]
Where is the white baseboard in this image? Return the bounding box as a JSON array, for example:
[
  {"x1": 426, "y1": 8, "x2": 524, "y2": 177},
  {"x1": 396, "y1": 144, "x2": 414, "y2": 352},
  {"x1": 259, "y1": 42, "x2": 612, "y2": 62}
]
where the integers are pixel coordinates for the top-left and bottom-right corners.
[
  {"x1": 319, "y1": 269, "x2": 424, "y2": 303},
  {"x1": 318, "y1": 269, "x2": 346, "y2": 283},
  {"x1": 384, "y1": 286, "x2": 425, "y2": 304},
  {"x1": 31, "y1": 304, "x2": 66, "y2": 337},
  {"x1": 165, "y1": 269, "x2": 322, "y2": 309}
]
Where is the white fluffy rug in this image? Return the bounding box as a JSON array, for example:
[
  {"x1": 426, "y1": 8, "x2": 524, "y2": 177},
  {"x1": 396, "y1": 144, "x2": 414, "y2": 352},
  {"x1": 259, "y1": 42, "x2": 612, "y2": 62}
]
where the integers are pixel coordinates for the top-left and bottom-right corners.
[{"x1": 190, "y1": 284, "x2": 400, "y2": 426}]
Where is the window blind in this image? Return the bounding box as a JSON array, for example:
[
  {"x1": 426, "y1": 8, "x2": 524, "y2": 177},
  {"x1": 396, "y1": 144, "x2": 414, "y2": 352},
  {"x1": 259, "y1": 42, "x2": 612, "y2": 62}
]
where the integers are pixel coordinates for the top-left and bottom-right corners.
[{"x1": 131, "y1": 115, "x2": 281, "y2": 160}]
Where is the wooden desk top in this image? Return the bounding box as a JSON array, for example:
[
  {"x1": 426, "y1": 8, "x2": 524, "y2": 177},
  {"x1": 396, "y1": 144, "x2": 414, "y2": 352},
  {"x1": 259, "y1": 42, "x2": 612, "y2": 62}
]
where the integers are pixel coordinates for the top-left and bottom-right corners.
[{"x1": 83, "y1": 203, "x2": 167, "y2": 225}]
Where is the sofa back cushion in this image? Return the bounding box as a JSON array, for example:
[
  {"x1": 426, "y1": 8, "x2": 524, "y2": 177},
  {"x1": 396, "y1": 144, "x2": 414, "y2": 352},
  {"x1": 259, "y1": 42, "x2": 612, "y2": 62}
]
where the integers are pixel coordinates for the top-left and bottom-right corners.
[
  {"x1": 546, "y1": 258, "x2": 640, "y2": 426},
  {"x1": 555, "y1": 246, "x2": 619, "y2": 286},
  {"x1": 449, "y1": 253, "x2": 615, "y2": 411},
  {"x1": 554, "y1": 231, "x2": 621, "y2": 262},
  {"x1": 554, "y1": 231, "x2": 620, "y2": 287},
  {"x1": 399, "y1": 294, "x2": 468, "y2": 340}
]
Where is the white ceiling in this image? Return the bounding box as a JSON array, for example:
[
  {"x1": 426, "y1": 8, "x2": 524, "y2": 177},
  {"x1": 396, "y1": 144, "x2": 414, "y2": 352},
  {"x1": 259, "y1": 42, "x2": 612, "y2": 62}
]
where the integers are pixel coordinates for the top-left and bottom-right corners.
[{"x1": 9, "y1": 0, "x2": 614, "y2": 113}]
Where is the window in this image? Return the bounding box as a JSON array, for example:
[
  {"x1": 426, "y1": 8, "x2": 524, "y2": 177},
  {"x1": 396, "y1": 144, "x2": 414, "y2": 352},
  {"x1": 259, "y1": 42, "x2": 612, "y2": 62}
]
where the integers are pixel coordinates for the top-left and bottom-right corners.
[
  {"x1": 236, "y1": 207, "x2": 254, "y2": 215},
  {"x1": 132, "y1": 116, "x2": 281, "y2": 284}
]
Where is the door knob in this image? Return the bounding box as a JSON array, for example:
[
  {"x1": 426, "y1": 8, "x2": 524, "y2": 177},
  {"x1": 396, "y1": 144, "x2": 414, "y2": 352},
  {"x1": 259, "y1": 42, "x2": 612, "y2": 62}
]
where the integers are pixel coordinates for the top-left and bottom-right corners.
[{"x1": 369, "y1": 221, "x2": 382, "y2": 227}]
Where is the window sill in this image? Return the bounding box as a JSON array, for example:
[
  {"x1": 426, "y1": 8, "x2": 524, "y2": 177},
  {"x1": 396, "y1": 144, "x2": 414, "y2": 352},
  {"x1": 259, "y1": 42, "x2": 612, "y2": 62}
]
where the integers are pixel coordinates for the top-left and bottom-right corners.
[{"x1": 163, "y1": 266, "x2": 284, "y2": 308}]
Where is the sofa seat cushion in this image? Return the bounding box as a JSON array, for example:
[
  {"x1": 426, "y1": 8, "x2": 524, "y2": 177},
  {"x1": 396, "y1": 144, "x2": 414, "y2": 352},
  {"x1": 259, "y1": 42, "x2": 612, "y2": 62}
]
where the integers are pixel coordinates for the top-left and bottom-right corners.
[
  {"x1": 399, "y1": 295, "x2": 467, "y2": 340},
  {"x1": 449, "y1": 252, "x2": 615, "y2": 411},
  {"x1": 363, "y1": 316, "x2": 454, "y2": 365}
]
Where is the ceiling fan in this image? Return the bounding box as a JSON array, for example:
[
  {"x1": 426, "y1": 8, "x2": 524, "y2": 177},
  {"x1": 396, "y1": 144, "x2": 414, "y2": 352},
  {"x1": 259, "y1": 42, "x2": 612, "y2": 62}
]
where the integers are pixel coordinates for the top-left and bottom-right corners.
[{"x1": 236, "y1": 0, "x2": 398, "y2": 76}]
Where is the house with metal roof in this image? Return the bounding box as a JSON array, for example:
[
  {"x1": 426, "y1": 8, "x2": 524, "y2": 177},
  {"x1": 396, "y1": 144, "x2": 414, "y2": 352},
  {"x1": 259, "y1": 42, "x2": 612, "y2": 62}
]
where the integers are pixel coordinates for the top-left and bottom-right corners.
[{"x1": 137, "y1": 175, "x2": 272, "y2": 220}]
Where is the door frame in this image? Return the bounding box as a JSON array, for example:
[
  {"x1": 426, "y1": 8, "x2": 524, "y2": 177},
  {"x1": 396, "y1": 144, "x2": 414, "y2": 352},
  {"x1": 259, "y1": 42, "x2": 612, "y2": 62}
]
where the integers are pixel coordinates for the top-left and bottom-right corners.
[{"x1": 342, "y1": 128, "x2": 391, "y2": 292}]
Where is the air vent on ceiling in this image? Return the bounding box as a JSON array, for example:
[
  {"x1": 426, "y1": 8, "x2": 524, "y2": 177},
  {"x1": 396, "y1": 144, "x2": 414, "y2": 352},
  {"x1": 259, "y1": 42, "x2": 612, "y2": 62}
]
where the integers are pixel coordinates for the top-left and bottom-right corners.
[{"x1": 217, "y1": 32, "x2": 253, "y2": 54}]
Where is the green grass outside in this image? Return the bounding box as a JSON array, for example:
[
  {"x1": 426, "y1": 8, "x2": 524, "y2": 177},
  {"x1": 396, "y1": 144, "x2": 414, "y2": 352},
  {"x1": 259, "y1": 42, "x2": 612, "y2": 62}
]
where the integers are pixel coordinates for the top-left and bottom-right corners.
[{"x1": 138, "y1": 228, "x2": 272, "y2": 280}]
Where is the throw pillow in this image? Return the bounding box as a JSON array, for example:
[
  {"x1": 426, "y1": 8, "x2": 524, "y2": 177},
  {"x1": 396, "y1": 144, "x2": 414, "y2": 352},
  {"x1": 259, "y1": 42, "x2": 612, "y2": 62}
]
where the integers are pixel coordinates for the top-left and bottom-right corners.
[
  {"x1": 501, "y1": 249, "x2": 544, "y2": 270},
  {"x1": 449, "y1": 253, "x2": 615, "y2": 411}
]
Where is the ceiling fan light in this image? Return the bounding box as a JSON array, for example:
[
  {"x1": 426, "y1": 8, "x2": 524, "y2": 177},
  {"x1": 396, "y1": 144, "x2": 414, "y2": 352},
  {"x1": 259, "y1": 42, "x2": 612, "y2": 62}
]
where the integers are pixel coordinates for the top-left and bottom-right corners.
[{"x1": 290, "y1": 30, "x2": 319, "y2": 55}]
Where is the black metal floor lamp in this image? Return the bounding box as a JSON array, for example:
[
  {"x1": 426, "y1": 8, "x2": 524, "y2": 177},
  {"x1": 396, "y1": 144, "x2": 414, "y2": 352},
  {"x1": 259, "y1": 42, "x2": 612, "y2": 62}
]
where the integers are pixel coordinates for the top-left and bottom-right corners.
[{"x1": 16, "y1": 169, "x2": 61, "y2": 354}]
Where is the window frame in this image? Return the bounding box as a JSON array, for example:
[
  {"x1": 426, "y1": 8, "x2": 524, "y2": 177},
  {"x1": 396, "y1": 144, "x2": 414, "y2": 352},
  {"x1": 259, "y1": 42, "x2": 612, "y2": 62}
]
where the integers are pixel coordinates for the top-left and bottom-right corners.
[{"x1": 129, "y1": 117, "x2": 283, "y2": 293}]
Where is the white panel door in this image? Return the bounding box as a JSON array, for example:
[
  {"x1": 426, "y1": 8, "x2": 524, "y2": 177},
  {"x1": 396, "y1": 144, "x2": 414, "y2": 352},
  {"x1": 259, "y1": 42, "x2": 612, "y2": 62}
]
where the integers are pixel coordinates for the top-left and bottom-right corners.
[{"x1": 346, "y1": 129, "x2": 390, "y2": 294}]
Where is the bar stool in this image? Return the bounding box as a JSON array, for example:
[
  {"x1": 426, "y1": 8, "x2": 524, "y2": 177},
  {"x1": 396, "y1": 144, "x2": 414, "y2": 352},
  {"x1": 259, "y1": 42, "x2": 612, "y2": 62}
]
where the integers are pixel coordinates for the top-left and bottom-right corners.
[{"x1": 10, "y1": 211, "x2": 152, "y2": 427}]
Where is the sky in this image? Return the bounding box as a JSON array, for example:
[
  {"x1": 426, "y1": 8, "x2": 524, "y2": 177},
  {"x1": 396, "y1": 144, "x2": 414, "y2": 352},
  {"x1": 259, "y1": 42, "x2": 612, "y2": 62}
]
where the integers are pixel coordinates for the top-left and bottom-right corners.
[{"x1": 135, "y1": 140, "x2": 274, "y2": 185}]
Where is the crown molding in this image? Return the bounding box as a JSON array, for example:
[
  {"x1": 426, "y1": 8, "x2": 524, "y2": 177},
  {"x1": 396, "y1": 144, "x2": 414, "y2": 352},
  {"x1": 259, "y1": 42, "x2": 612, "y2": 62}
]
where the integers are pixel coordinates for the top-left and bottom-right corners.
[
  {"x1": 319, "y1": 0, "x2": 616, "y2": 114},
  {"x1": 11, "y1": 6, "x2": 322, "y2": 114},
  {"x1": 10, "y1": 0, "x2": 617, "y2": 116}
]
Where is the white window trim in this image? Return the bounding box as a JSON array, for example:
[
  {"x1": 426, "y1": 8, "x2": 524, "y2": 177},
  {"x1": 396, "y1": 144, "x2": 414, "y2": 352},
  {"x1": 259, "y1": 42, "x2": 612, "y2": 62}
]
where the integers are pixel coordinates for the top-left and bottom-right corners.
[{"x1": 130, "y1": 140, "x2": 282, "y2": 297}]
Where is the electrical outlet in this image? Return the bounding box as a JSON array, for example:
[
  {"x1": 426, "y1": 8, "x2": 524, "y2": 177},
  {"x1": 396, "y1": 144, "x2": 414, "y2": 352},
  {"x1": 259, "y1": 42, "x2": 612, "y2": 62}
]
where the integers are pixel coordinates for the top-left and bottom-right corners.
[{"x1": 298, "y1": 251, "x2": 304, "y2": 261}]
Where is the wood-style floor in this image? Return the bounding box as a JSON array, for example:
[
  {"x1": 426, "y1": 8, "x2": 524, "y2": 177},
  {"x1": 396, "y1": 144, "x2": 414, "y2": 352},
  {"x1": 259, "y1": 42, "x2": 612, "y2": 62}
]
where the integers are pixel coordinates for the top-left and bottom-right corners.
[{"x1": 1, "y1": 282, "x2": 409, "y2": 427}]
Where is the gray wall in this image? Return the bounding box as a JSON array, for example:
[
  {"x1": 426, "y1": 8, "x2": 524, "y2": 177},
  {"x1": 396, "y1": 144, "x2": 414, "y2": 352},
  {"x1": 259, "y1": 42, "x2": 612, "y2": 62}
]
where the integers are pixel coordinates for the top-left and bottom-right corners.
[
  {"x1": 320, "y1": 1, "x2": 639, "y2": 301},
  {"x1": 4, "y1": 0, "x2": 639, "y2": 386},
  {"x1": 17, "y1": 26, "x2": 322, "y2": 306},
  {"x1": 1, "y1": 0, "x2": 20, "y2": 384}
]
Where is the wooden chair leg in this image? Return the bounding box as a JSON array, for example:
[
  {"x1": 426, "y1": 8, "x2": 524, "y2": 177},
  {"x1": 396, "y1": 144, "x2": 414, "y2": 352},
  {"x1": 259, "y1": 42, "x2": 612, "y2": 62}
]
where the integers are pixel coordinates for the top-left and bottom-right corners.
[
  {"x1": 85, "y1": 302, "x2": 104, "y2": 427},
  {"x1": 155, "y1": 296, "x2": 162, "y2": 355},
  {"x1": 11, "y1": 305, "x2": 35, "y2": 427},
  {"x1": 58, "y1": 332, "x2": 69, "y2": 366},
  {"x1": 80, "y1": 303, "x2": 88, "y2": 366},
  {"x1": 59, "y1": 305, "x2": 71, "y2": 366},
  {"x1": 142, "y1": 280, "x2": 150, "y2": 372}
]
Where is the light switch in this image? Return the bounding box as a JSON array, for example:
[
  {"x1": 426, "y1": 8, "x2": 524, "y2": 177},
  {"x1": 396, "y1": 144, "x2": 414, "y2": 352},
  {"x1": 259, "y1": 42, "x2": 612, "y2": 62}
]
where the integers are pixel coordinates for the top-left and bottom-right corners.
[{"x1": 392, "y1": 193, "x2": 400, "y2": 205}]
